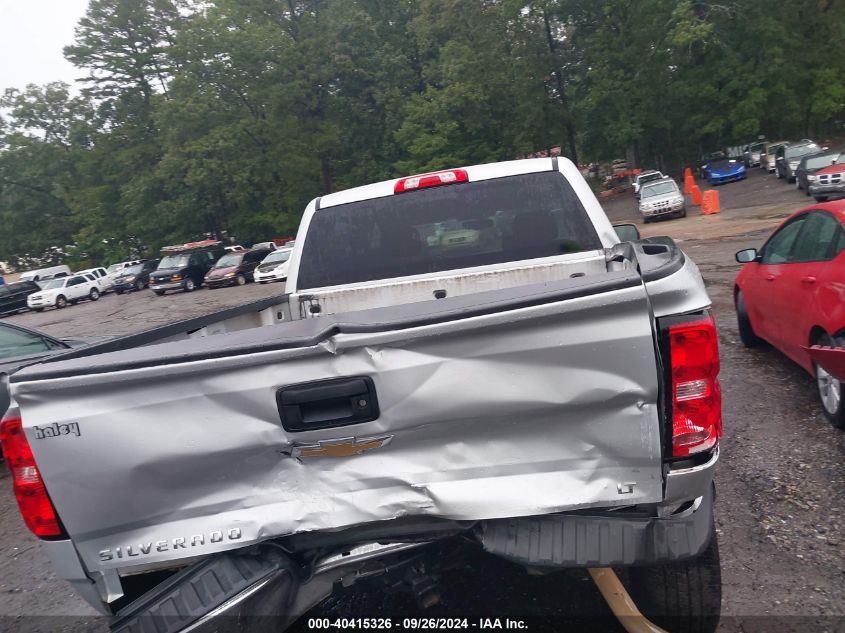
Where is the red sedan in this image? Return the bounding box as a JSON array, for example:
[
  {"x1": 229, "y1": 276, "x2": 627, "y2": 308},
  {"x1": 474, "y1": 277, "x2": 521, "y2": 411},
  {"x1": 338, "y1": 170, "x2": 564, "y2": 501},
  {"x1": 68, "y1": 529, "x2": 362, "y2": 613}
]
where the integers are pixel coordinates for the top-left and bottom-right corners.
[{"x1": 734, "y1": 200, "x2": 845, "y2": 429}]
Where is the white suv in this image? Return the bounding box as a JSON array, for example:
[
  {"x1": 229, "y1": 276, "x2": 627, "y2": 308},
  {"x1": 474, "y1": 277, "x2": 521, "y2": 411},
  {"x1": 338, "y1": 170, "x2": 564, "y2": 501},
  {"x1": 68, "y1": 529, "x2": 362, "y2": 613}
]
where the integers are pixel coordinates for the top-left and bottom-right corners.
[
  {"x1": 77, "y1": 267, "x2": 114, "y2": 294},
  {"x1": 26, "y1": 274, "x2": 101, "y2": 311},
  {"x1": 633, "y1": 170, "x2": 666, "y2": 196}
]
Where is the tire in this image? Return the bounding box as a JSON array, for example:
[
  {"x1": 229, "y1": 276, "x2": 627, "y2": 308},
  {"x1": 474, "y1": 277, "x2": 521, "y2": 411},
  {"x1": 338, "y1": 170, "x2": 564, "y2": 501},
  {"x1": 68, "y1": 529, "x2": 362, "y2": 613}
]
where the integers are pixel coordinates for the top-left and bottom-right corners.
[
  {"x1": 116, "y1": 289, "x2": 124, "y2": 295},
  {"x1": 89, "y1": 288, "x2": 100, "y2": 301},
  {"x1": 788, "y1": 176, "x2": 796, "y2": 184},
  {"x1": 814, "y1": 333, "x2": 845, "y2": 429},
  {"x1": 56, "y1": 295, "x2": 67, "y2": 309},
  {"x1": 135, "y1": 279, "x2": 144, "y2": 291},
  {"x1": 735, "y1": 290, "x2": 761, "y2": 348},
  {"x1": 795, "y1": 178, "x2": 801, "y2": 189},
  {"x1": 776, "y1": 168, "x2": 783, "y2": 179},
  {"x1": 33, "y1": 308, "x2": 44, "y2": 312},
  {"x1": 679, "y1": 207, "x2": 687, "y2": 218},
  {"x1": 236, "y1": 274, "x2": 247, "y2": 286},
  {"x1": 643, "y1": 217, "x2": 652, "y2": 224},
  {"x1": 814, "y1": 195, "x2": 828, "y2": 202},
  {"x1": 630, "y1": 522, "x2": 722, "y2": 633},
  {"x1": 153, "y1": 290, "x2": 165, "y2": 296},
  {"x1": 183, "y1": 279, "x2": 196, "y2": 292}
]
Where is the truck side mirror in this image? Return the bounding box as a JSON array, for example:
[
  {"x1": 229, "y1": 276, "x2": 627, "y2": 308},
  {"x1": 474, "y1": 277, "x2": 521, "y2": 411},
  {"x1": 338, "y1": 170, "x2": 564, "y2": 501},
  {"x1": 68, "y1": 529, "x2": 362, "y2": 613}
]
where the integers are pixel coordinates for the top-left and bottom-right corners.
[{"x1": 614, "y1": 224, "x2": 641, "y2": 242}]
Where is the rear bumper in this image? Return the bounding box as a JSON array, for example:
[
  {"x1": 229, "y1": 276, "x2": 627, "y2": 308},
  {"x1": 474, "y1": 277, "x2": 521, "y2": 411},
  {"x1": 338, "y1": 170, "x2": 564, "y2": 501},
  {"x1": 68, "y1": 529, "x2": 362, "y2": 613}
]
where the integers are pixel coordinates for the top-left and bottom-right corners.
[
  {"x1": 481, "y1": 475, "x2": 716, "y2": 569},
  {"x1": 92, "y1": 450, "x2": 719, "y2": 631},
  {"x1": 108, "y1": 484, "x2": 717, "y2": 633},
  {"x1": 111, "y1": 547, "x2": 298, "y2": 633}
]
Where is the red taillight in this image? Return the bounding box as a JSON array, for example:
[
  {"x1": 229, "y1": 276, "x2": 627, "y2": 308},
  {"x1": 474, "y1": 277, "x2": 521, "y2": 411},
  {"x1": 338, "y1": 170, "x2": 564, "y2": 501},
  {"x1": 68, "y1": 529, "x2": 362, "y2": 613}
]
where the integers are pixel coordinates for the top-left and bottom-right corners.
[
  {"x1": 394, "y1": 169, "x2": 468, "y2": 193},
  {"x1": 0, "y1": 415, "x2": 64, "y2": 538},
  {"x1": 669, "y1": 314, "x2": 722, "y2": 457}
]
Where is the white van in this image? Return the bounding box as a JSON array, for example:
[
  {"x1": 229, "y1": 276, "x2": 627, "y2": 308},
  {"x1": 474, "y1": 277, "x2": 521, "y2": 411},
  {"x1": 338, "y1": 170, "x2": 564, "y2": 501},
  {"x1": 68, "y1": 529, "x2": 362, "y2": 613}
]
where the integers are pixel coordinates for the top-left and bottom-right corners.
[
  {"x1": 106, "y1": 260, "x2": 145, "y2": 281},
  {"x1": 18, "y1": 265, "x2": 71, "y2": 284}
]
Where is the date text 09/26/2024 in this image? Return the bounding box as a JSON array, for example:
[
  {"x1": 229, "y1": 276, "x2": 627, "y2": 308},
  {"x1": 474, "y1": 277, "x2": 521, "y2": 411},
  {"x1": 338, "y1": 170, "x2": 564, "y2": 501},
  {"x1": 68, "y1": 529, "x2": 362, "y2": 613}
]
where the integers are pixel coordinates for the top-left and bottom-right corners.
[{"x1": 307, "y1": 618, "x2": 528, "y2": 630}]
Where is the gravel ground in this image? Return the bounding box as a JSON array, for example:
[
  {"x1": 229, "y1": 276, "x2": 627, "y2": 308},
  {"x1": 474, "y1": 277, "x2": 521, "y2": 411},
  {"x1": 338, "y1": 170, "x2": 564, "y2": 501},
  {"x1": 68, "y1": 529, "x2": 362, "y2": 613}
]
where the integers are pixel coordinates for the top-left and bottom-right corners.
[{"x1": 0, "y1": 168, "x2": 843, "y2": 632}]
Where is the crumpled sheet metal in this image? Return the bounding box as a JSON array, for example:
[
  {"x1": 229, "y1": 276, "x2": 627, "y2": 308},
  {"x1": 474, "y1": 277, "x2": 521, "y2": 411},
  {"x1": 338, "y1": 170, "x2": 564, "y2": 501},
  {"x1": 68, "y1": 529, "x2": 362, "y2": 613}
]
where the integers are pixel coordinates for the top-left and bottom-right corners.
[{"x1": 15, "y1": 281, "x2": 664, "y2": 577}]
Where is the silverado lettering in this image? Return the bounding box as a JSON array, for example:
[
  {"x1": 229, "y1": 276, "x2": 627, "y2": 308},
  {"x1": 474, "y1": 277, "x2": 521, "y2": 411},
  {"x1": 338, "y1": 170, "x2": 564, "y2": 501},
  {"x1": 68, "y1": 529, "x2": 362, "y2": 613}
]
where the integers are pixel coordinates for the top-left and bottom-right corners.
[{"x1": 98, "y1": 528, "x2": 242, "y2": 562}]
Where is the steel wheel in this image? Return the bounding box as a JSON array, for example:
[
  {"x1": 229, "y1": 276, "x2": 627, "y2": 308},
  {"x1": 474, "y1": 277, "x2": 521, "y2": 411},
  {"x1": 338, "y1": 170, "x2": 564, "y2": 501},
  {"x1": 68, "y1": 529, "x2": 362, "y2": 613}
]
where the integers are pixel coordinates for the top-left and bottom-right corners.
[
  {"x1": 236, "y1": 274, "x2": 247, "y2": 286},
  {"x1": 184, "y1": 279, "x2": 196, "y2": 292}
]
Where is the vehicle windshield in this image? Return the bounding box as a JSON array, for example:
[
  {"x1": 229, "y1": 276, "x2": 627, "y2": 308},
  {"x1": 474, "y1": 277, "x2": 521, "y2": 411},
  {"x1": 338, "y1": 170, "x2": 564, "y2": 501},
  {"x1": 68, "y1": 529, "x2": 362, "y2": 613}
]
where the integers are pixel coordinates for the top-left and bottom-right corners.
[
  {"x1": 709, "y1": 159, "x2": 736, "y2": 171},
  {"x1": 264, "y1": 249, "x2": 292, "y2": 264},
  {"x1": 785, "y1": 144, "x2": 819, "y2": 159},
  {"x1": 836, "y1": 154, "x2": 845, "y2": 165},
  {"x1": 106, "y1": 263, "x2": 123, "y2": 273},
  {"x1": 40, "y1": 279, "x2": 66, "y2": 290},
  {"x1": 641, "y1": 181, "x2": 678, "y2": 197},
  {"x1": 297, "y1": 171, "x2": 602, "y2": 290},
  {"x1": 123, "y1": 264, "x2": 144, "y2": 275},
  {"x1": 767, "y1": 145, "x2": 784, "y2": 156},
  {"x1": 805, "y1": 155, "x2": 837, "y2": 170},
  {"x1": 158, "y1": 254, "x2": 190, "y2": 268},
  {"x1": 213, "y1": 253, "x2": 243, "y2": 268},
  {"x1": 638, "y1": 173, "x2": 662, "y2": 185}
]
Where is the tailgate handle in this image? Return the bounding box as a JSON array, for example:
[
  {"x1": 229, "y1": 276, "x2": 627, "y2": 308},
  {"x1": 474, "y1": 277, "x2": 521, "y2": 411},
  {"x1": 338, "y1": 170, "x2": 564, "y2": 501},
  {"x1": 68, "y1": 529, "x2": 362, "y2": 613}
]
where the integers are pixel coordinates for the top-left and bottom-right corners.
[{"x1": 277, "y1": 377, "x2": 379, "y2": 432}]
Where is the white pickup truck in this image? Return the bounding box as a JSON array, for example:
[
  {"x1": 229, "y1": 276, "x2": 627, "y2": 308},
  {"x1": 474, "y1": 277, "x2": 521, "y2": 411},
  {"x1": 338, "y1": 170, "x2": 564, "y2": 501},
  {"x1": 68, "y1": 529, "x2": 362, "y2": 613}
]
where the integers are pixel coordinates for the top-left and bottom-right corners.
[{"x1": 2, "y1": 158, "x2": 722, "y2": 632}]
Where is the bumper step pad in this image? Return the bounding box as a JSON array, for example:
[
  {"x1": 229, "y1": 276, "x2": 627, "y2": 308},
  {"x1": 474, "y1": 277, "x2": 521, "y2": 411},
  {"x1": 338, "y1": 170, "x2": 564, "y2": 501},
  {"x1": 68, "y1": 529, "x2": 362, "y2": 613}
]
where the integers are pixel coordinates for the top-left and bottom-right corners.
[{"x1": 480, "y1": 485, "x2": 714, "y2": 568}]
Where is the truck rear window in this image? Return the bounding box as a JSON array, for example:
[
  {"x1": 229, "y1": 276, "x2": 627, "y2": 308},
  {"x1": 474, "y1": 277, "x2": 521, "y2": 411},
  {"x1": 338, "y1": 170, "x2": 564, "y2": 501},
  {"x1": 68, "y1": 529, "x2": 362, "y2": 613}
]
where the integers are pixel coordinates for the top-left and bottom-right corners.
[{"x1": 297, "y1": 171, "x2": 602, "y2": 289}]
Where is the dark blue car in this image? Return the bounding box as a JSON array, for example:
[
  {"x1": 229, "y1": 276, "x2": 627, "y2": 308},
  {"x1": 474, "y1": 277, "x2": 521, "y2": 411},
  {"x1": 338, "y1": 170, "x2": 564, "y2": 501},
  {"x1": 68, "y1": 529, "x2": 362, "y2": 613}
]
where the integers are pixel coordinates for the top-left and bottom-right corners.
[{"x1": 703, "y1": 158, "x2": 747, "y2": 185}]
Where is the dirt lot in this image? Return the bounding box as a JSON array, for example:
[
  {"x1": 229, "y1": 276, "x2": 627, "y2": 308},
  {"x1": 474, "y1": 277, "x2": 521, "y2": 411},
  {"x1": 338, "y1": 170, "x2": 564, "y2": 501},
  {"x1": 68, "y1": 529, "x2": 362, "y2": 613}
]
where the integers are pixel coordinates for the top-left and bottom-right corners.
[{"x1": 0, "y1": 168, "x2": 843, "y2": 631}]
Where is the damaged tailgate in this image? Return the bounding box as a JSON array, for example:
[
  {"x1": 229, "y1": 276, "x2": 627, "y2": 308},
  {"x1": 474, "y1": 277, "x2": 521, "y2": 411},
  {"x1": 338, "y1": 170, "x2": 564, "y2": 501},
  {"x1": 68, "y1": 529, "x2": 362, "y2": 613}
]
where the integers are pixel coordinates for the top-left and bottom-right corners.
[{"x1": 12, "y1": 271, "x2": 664, "y2": 574}]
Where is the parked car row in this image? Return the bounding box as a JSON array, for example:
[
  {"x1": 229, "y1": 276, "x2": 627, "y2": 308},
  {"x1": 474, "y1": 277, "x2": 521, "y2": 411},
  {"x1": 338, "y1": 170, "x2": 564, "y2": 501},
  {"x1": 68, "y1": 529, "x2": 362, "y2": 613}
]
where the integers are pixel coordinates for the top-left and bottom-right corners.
[
  {"x1": 0, "y1": 242, "x2": 295, "y2": 315},
  {"x1": 763, "y1": 138, "x2": 844, "y2": 202},
  {"x1": 149, "y1": 240, "x2": 295, "y2": 295}
]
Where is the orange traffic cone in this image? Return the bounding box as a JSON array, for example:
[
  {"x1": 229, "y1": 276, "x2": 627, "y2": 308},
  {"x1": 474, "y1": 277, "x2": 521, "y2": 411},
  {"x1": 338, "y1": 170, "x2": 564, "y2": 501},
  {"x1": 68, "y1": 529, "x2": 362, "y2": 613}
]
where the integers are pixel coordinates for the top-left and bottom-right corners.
[
  {"x1": 691, "y1": 184, "x2": 702, "y2": 206},
  {"x1": 701, "y1": 190, "x2": 721, "y2": 215},
  {"x1": 683, "y1": 167, "x2": 694, "y2": 194}
]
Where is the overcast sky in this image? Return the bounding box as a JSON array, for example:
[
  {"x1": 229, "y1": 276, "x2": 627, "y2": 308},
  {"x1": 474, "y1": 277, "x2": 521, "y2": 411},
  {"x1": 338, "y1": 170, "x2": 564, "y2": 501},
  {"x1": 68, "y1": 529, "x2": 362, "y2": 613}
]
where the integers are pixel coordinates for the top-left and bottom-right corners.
[{"x1": 0, "y1": 0, "x2": 90, "y2": 92}]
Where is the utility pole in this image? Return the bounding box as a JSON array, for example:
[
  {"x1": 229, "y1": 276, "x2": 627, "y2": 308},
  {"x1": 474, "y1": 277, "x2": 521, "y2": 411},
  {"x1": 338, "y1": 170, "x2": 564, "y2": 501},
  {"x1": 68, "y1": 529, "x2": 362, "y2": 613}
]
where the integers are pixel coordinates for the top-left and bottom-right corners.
[{"x1": 543, "y1": 9, "x2": 578, "y2": 165}]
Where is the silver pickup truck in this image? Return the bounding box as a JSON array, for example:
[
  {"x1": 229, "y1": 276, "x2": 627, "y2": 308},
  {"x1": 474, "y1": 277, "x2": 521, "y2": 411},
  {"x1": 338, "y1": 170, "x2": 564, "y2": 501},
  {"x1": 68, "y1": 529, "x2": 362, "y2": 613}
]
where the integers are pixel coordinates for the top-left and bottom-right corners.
[{"x1": 2, "y1": 158, "x2": 722, "y2": 632}]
